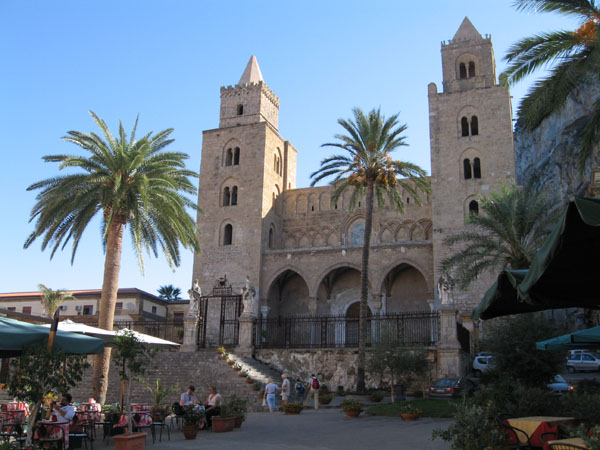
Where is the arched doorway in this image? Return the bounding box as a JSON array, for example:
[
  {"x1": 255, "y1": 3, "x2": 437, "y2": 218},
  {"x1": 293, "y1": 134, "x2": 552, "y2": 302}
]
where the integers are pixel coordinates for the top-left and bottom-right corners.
[{"x1": 345, "y1": 301, "x2": 372, "y2": 346}]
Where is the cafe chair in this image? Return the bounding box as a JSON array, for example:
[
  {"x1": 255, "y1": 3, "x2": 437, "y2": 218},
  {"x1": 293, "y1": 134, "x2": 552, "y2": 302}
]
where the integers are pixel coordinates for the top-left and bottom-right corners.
[
  {"x1": 0, "y1": 418, "x2": 26, "y2": 447},
  {"x1": 69, "y1": 413, "x2": 94, "y2": 450},
  {"x1": 35, "y1": 422, "x2": 65, "y2": 450},
  {"x1": 151, "y1": 411, "x2": 170, "y2": 443},
  {"x1": 495, "y1": 414, "x2": 533, "y2": 449},
  {"x1": 548, "y1": 443, "x2": 588, "y2": 449}
]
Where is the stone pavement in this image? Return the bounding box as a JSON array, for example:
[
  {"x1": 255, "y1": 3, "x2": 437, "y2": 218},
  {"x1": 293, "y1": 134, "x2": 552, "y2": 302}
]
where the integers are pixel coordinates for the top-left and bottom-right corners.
[{"x1": 93, "y1": 409, "x2": 453, "y2": 450}]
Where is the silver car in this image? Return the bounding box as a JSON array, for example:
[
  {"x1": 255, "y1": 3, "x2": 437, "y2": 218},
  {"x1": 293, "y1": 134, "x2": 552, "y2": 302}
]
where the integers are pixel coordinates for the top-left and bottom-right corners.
[{"x1": 567, "y1": 352, "x2": 600, "y2": 373}]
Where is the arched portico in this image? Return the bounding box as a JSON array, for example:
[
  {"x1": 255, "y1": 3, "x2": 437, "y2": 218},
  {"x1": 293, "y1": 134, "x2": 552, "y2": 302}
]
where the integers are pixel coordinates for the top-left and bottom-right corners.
[
  {"x1": 316, "y1": 265, "x2": 371, "y2": 315},
  {"x1": 381, "y1": 262, "x2": 430, "y2": 312},
  {"x1": 265, "y1": 268, "x2": 310, "y2": 317}
]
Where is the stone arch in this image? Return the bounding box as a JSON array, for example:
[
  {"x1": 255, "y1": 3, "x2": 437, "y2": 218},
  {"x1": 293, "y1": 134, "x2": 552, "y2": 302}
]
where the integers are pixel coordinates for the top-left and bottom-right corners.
[
  {"x1": 296, "y1": 194, "x2": 307, "y2": 214},
  {"x1": 380, "y1": 262, "x2": 430, "y2": 312},
  {"x1": 265, "y1": 267, "x2": 311, "y2": 316},
  {"x1": 313, "y1": 232, "x2": 326, "y2": 247},
  {"x1": 315, "y1": 264, "x2": 368, "y2": 316},
  {"x1": 464, "y1": 195, "x2": 480, "y2": 219},
  {"x1": 311, "y1": 262, "x2": 363, "y2": 301},
  {"x1": 456, "y1": 52, "x2": 479, "y2": 79},
  {"x1": 268, "y1": 222, "x2": 277, "y2": 249},
  {"x1": 456, "y1": 105, "x2": 480, "y2": 137},
  {"x1": 220, "y1": 220, "x2": 234, "y2": 246},
  {"x1": 319, "y1": 191, "x2": 331, "y2": 212},
  {"x1": 283, "y1": 233, "x2": 296, "y2": 249},
  {"x1": 459, "y1": 148, "x2": 482, "y2": 181},
  {"x1": 341, "y1": 212, "x2": 367, "y2": 245},
  {"x1": 298, "y1": 233, "x2": 310, "y2": 248},
  {"x1": 379, "y1": 224, "x2": 395, "y2": 243},
  {"x1": 418, "y1": 219, "x2": 432, "y2": 240},
  {"x1": 327, "y1": 231, "x2": 340, "y2": 247}
]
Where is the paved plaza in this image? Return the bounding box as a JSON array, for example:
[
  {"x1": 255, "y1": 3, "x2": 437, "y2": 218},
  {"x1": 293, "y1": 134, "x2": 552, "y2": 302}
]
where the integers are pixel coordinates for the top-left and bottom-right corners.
[{"x1": 94, "y1": 409, "x2": 453, "y2": 450}]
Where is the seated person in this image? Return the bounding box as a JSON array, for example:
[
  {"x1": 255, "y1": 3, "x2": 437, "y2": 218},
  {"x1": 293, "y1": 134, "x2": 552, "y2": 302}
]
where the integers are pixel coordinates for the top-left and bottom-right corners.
[
  {"x1": 49, "y1": 393, "x2": 75, "y2": 423},
  {"x1": 201, "y1": 386, "x2": 221, "y2": 429},
  {"x1": 180, "y1": 385, "x2": 198, "y2": 407}
]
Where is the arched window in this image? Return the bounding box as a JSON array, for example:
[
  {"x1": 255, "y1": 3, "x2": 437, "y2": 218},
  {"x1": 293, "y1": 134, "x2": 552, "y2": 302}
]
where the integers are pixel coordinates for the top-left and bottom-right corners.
[
  {"x1": 348, "y1": 220, "x2": 365, "y2": 245},
  {"x1": 468, "y1": 61, "x2": 476, "y2": 78},
  {"x1": 268, "y1": 227, "x2": 274, "y2": 249},
  {"x1": 223, "y1": 224, "x2": 233, "y2": 245},
  {"x1": 237, "y1": 104, "x2": 244, "y2": 115},
  {"x1": 469, "y1": 200, "x2": 479, "y2": 215},
  {"x1": 231, "y1": 186, "x2": 238, "y2": 206},
  {"x1": 461, "y1": 117, "x2": 469, "y2": 137},
  {"x1": 463, "y1": 159, "x2": 472, "y2": 179},
  {"x1": 225, "y1": 148, "x2": 233, "y2": 166},
  {"x1": 459, "y1": 62, "x2": 467, "y2": 79},
  {"x1": 471, "y1": 116, "x2": 479, "y2": 136},
  {"x1": 473, "y1": 158, "x2": 481, "y2": 179},
  {"x1": 233, "y1": 147, "x2": 240, "y2": 165},
  {"x1": 223, "y1": 187, "x2": 231, "y2": 206}
]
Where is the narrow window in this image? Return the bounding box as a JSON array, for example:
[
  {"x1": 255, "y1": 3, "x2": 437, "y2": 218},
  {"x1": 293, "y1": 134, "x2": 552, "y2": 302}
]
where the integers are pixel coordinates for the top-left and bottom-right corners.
[
  {"x1": 224, "y1": 224, "x2": 233, "y2": 245},
  {"x1": 22, "y1": 306, "x2": 32, "y2": 314},
  {"x1": 225, "y1": 148, "x2": 233, "y2": 166},
  {"x1": 471, "y1": 116, "x2": 479, "y2": 136},
  {"x1": 268, "y1": 228, "x2": 274, "y2": 249},
  {"x1": 223, "y1": 187, "x2": 231, "y2": 206},
  {"x1": 459, "y1": 62, "x2": 467, "y2": 79},
  {"x1": 7, "y1": 307, "x2": 16, "y2": 311},
  {"x1": 406, "y1": 198, "x2": 409, "y2": 204},
  {"x1": 463, "y1": 159, "x2": 472, "y2": 179},
  {"x1": 231, "y1": 186, "x2": 238, "y2": 206},
  {"x1": 274, "y1": 155, "x2": 277, "y2": 170},
  {"x1": 473, "y1": 158, "x2": 481, "y2": 179},
  {"x1": 311, "y1": 205, "x2": 314, "y2": 211},
  {"x1": 83, "y1": 305, "x2": 94, "y2": 315},
  {"x1": 461, "y1": 117, "x2": 469, "y2": 137},
  {"x1": 151, "y1": 306, "x2": 157, "y2": 314},
  {"x1": 469, "y1": 200, "x2": 479, "y2": 215},
  {"x1": 115, "y1": 302, "x2": 123, "y2": 310},
  {"x1": 233, "y1": 147, "x2": 240, "y2": 165},
  {"x1": 237, "y1": 104, "x2": 244, "y2": 115},
  {"x1": 468, "y1": 61, "x2": 476, "y2": 78}
]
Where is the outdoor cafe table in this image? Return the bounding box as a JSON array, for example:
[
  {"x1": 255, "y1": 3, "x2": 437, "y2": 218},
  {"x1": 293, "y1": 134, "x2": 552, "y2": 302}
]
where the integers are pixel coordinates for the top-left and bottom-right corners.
[
  {"x1": 4, "y1": 402, "x2": 29, "y2": 422},
  {"x1": 507, "y1": 416, "x2": 576, "y2": 447},
  {"x1": 545, "y1": 437, "x2": 590, "y2": 449}
]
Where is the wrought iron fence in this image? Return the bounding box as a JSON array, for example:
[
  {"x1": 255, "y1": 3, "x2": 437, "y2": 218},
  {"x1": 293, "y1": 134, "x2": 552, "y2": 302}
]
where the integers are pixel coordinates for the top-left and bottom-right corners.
[{"x1": 253, "y1": 311, "x2": 440, "y2": 349}]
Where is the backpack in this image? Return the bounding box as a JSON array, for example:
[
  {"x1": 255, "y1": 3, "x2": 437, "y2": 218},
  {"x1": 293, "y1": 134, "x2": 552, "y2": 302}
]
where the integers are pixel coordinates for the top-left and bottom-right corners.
[
  {"x1": 296, "y1": 382, "x2": 305, "y2": 394},
  {"x1": 311, "y1": 377, "x2": 320, "y2": 390}
]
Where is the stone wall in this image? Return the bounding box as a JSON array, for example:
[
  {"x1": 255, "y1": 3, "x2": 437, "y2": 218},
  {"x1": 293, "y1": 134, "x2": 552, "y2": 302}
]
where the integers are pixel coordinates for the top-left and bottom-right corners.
[{"x1": 254, "y1": 347, "x2": 440, "y2": 392}]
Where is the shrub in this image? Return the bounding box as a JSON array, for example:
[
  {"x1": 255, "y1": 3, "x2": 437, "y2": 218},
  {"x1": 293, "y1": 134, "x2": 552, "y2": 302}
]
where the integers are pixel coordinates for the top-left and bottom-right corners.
[
  {"x1": 282, "y1": 402, "x2": 304, "y2": 414},
  {"x1": 368, "y1": 391, "x2": 384, "y2": 402},
  {"x1": 561, "y1": 393, "x2": 600, "y2": 427},
  {"x1": 576, "y1": 379, "x2": 600, "y2": 396},
  {"x1": 341, "y1": 399, "x2": 364, "y2": 413},
  {"x1": 431, "y1": 401, "x2": 506, "y2": 450},
  {"x1": 319, "y1": 393, "x2": 335, "y2": 405}
]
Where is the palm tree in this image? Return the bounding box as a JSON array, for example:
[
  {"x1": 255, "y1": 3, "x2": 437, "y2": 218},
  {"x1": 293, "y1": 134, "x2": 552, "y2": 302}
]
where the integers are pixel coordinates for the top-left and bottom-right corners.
[
  {"x1": 439, "y1": 184, "x2": 558, "y2": 289},
  {"x1": 310, "y1": 107, "x2": 430, "y2": 392},
  {"x1": 24, "y1": 111, "x2": 201, "y2": 403},
  {"x1": 503, "y1": 0, "x2": 600, "y2": 167},
  {"x1": 157, "y1": 284, "x2": 182, "y2": 301},
  {"x1": 38, "y1": 284, "x2": 76, "y2": 318}
]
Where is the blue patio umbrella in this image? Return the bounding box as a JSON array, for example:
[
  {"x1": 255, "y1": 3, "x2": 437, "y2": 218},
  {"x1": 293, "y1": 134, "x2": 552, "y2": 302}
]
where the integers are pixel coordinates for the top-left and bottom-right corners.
[
  {"x1": 0, "y1": 316, "x2": 105, "y2": 357},
  {"x1": 536, "y1": 326, "x2": 600, "y2": 351}
]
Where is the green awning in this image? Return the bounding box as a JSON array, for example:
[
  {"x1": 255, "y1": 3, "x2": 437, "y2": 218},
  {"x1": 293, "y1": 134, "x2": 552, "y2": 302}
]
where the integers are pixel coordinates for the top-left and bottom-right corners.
[
  {"x1": 473, "y1": 197, "x2": 600, "y2": 320},
  {"x1": 0, "y1": 317, "x2": 105, "y2": 357},
  {"x1": 536, "y1": 326, "x2": 600, "y2": 351}
]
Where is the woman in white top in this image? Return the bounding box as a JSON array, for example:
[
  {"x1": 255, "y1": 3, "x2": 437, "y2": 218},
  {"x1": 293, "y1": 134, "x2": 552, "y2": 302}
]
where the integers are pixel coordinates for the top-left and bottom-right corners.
[{"x1": 203, "y1": 386, "x2": 222, "y2": 429}]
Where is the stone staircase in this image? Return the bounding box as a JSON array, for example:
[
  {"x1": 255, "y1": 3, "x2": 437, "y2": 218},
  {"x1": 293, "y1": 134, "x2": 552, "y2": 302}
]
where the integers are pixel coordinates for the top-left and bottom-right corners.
[
  {"x1": 226, "y1": 353, "x2": 283, "y2": 385},
  {"x1": 70, "y1": 350, "x2": 272, "y2": 412}
]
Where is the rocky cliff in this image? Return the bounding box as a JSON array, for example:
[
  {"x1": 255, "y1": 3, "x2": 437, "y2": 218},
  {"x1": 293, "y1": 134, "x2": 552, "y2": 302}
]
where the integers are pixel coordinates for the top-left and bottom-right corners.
[{"x1": 514, "y1": 79, "x2": 600, "y2": 202}]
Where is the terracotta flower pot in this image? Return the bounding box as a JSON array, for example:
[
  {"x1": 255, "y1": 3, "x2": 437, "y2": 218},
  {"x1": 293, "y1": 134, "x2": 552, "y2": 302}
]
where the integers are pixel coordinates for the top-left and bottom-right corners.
[
  {"x1": 401, "y1": 413, "x2": 419, "y2": 421},
  {"x1": 234, "y1": 416, "x2": 243, "y2": 428},
  {"x1": 245, "y1": 378, "x2": 253, "y2": 384},
  {"x1": 212, "y1": 416, "x2": 235, "y2": 433},
  {"x1": 182, "y1": 425, "x2": 199, "y2": 439},
  {"x1": 344, "y1": 410, "x2": 361, "y2": 418},
  {"x1": 114, "y1": 432, "x2": 147, "y2": 450},
  {"x1": 233, "y1": 367, "x2": 241, "y2": 372}
]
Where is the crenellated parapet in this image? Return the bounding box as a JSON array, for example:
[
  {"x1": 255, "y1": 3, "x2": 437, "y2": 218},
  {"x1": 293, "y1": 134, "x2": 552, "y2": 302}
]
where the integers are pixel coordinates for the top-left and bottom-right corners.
[{"x1": 220, "y1": 81, "x2": 280, "y2": 109}]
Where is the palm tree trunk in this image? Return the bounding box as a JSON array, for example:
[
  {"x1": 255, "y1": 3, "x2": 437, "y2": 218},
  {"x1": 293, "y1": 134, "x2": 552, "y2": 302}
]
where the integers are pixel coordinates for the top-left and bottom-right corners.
[
  {"x1": 357, "y1": 180, "x2": 375, "y2": 393},
  {"x1": 92, "y1": 219, "x2": 125, "y2": 403}
]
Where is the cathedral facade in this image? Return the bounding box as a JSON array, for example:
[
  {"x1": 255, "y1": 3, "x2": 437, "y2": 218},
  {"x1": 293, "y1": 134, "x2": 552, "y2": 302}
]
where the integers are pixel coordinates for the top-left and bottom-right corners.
[{"x1": 191, "y1": 18, "x2": 516, "y2": 345}]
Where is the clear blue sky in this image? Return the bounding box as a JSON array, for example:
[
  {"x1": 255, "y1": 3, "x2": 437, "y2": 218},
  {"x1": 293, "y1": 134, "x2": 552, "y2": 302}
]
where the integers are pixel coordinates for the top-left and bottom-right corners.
[{"x1": 0, "y1": 1, "x2": 575, "y2": 297}]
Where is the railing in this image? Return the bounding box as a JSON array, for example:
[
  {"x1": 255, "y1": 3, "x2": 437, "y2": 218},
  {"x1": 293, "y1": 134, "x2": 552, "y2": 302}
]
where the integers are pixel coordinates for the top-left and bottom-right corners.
[
  {"x1": 253, "y1": 311, "x2": 440, "y2": 349},
  {"x1": 113, "y1": 320, "x2": 185, "y2": 344}
]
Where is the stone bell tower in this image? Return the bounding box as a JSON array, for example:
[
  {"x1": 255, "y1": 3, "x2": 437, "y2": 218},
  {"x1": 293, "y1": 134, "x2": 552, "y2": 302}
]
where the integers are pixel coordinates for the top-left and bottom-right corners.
[
  {"x1": 192, "y1": 56, "x2": 297, "y2": 312},
  {"x1": 428, "y1": 18, "x2": 516, "y2": 335}
]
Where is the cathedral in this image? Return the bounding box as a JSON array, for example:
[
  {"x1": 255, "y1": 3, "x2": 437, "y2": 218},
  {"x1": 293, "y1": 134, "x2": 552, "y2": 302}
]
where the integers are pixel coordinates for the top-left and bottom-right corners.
[{"x1": 191, "y1": 17, "x2": 516, "y2": 350}]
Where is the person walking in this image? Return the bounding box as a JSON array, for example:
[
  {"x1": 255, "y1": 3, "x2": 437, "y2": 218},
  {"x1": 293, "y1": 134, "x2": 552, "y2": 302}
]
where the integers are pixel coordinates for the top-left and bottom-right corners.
[
  {"x1": 281, "y1": 374, "x2": 291, "y2": 405},
  {"x1": 304, "y1": 374, "x2": 320, "y2": 410},
  {"x1": 294, "y1": 378, "x2": 305, "y2": 403},
  {"x1": 264, "y1": 378, "x2": 279, "y2": 413}
]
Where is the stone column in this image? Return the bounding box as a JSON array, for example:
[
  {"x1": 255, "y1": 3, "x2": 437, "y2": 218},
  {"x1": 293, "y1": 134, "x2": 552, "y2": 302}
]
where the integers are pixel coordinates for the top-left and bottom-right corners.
[
  {"x1": 307, "y1": 297, "x2": 317, "y2": 315},
  {"x1": 236, "y1": 313, "x2": 255, "y2": 357},
  {"x1": 436, "y1": 304, "x2": 462, "y2": 378},
  {"x1": 181, "y1": 315, "x2": 199, "y2": 352}
]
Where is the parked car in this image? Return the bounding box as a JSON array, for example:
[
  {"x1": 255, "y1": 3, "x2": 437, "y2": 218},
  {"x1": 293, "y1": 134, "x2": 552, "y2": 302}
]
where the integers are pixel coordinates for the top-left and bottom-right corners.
[
  {"x1": 428, "y1": 377, "x2": 477, "y2": 399},
  {"x1": 547, "y1": 374, "x2": 574, "y2": 393},
  {"x1": 566, "y1": 349, "x2": 593, "y2": 361},
  {"x1": 566, "y1": 352, "x2": 600, "y2": 373},
  {"x1": 473, "y1": 355, "x2": 493, "y2": 376}
]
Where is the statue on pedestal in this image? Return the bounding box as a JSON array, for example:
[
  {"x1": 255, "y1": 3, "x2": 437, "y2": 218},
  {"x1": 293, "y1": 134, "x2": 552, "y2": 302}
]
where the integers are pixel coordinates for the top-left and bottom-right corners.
[
  {"x1": 437, "y1": 273, "x2": 455, "y2": 305},
  {"x1": 187, "y1": 279, "x2": 202, "y2": 318},
  {"x1": 241, "y1": 276, "x2": 256, "y2": 316}
]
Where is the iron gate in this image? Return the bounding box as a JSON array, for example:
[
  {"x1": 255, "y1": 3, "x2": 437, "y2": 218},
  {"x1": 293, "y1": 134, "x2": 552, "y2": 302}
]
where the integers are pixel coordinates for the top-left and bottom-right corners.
[
  {"x1": 219, "y1": 293, "x2": 242, "y2": 346},
  {"x1": 196, "y1": 296, "x2": 208, "y2": 349}
]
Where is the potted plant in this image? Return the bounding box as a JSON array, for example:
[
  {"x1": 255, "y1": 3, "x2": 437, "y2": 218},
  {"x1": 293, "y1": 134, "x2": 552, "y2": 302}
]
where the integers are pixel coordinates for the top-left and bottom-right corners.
[
  {"x1": 233, "y1": 363, "x2": 242, "y2": 372},
  {"x1": 400, "y1": 403, "x2": 422, "y2": 421},
  {"x1": 212, "y1": 404, "x2": 236, "y2": 433},
  {"x1": 341, "y1": 399, "x2": 364, "y2": 418},
  {"x1": 245, "y1": 376, "x2": 254, "y2": 384},
  {"x1": 228, "y1": 395, "x2": 248, "y2": 428},
  {"x1": 368, "y1": 391, "x2": 384, "y2": 402},
  {"x1": 239, "y1": 369, "x2": 248, "y2": 378},
  {"x1": 181, "y1": 405, "x2": 204, "y2": 439},
  {"x1": 144, "y1": 379, "x2": 178, "y2": 422},
  {"x1": 227, "y1": 359, "x2": 235, "y2": 366},
  {"x1": 252, "y1": 381, "x2": 261, "y2": 391},
  {"x1": 217, "y1": 346, "x2": 226, "y2": 355},
  {"x1": 112, "y1": 330, "x2": 154, "y2": 450},
  {"x1": 282, "y1": 402, "x2": 304, "y2": 415},
  {"x1": 319, "y1": 393, "x2": 335, "y2": 405}
]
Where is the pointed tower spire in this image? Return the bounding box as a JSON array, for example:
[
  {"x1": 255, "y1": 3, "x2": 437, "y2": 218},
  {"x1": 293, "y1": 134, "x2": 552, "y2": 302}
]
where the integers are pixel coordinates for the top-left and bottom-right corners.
[
  {"x1": 238, "y1": 55, "x2": 264, "y2": 85},
  {"x1": 452, "y1": 17, "x2": 481, "y2": 42}
]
